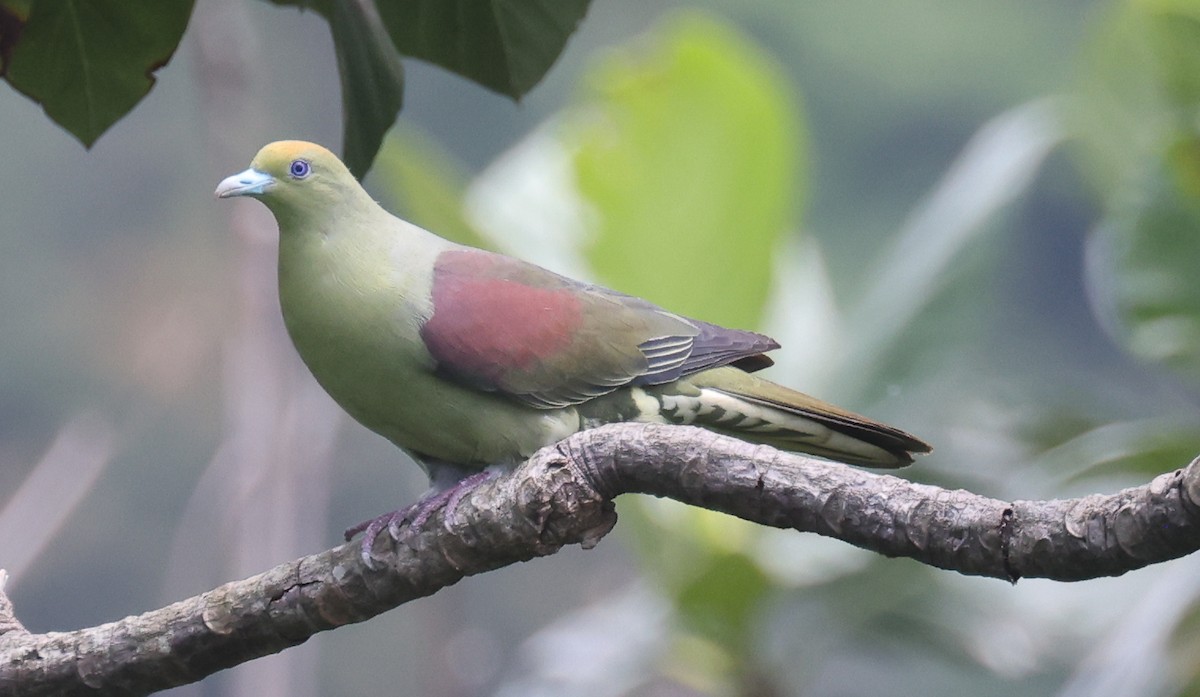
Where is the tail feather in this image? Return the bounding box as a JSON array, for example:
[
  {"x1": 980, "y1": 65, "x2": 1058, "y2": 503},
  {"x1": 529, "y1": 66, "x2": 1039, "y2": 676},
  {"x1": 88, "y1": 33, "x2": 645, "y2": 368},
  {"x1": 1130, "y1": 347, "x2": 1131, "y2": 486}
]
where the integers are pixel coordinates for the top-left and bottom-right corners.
[{"x1": 661, "y1": 367, "x2": 931, "y2": 468}]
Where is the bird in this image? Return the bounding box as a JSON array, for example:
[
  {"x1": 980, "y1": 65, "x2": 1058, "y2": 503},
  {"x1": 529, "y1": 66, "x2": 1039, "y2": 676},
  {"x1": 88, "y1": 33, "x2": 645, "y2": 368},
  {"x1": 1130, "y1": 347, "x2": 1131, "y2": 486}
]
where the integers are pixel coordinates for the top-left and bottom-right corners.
[{"x1": 215, "y1": 140, "x2": 930, "y2": 558}]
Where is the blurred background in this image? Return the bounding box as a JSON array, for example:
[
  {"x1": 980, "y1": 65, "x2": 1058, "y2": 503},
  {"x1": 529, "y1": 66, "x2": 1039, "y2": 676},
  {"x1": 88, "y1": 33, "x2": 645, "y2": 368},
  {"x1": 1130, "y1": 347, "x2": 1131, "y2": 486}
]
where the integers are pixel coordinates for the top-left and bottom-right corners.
[{"x1": 5, "y1": 0, "x2": 1200, "y2": 695}]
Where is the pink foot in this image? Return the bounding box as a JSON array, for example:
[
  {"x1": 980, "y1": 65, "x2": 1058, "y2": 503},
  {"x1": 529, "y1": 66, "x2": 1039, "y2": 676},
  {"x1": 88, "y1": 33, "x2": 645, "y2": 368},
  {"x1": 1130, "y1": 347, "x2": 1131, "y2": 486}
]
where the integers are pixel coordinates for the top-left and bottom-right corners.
[{"x1": 345, "y1": 470, "x2": 497, "y2": 567}]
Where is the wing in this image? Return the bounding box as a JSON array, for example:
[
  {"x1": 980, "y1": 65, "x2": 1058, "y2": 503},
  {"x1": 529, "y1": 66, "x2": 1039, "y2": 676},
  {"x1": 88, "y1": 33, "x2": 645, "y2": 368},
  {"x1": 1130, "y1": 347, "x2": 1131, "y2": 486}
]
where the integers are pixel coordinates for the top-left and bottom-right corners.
[{"x1": 419, "y1": 249, "x2": 778, "y2": 409}]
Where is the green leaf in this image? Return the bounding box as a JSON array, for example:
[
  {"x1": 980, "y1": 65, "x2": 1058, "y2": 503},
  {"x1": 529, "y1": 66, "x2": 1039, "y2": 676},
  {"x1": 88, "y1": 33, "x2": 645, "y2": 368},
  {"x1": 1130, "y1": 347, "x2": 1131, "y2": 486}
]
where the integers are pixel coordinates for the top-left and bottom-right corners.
[
  {"x1": 0, "y1": 2, "x2": 30, "y2": 77},
  {"x1": 374, "y1": 0, "x2": 591, "y2": 99},
  {"x1": 269, "y1": 0, "x2": 404, "y2": 178},
  {"x1": 676, "y1": 551, "x2": 771, "y2": 650},
  {"x1": 0, "y1": 0, "x2": 30, "y2": 15},
  {"x1": 1089, "y1": 151, "x2": 1200, "y2": 383},
  {"x1": 1145, "y1": 6, "x2": 1200, "y2": 110},
  {"x1": 3, "y1": 0, "x2": 194, "y2": 147},
  {"x1": 1078, "y1": 4, "x2": 1200, "y2": 383},
  {"x1": 323, "y1": 0, "x2": 404, "y2": 179},
  {"x1": 1168, "y1": 591, "x2": 1200, "y2": 694},
  {"x1": 277, "y1": 0, "x2": 591, "y2": 175},
  {"x1": 1077, "y1": 3, "x2": 1200, "y2": 197},
  {"x1": 570, "y1": 12, "x2": 804, "y2": 329},
  {"x1": 1025, "y1": 418, "x2": 1200, "y2": 487}
]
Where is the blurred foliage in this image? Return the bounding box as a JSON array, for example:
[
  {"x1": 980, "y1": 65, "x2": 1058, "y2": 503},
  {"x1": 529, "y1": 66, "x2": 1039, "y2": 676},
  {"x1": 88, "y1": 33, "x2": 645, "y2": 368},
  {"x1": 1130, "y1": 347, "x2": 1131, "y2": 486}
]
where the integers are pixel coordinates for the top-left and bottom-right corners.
[
  {"x1": 1081, "y1": 1, "x2": 1200, "y2": 387},
  {"x1": 372, "y1": 126, "x2": 493, "y2": 251},
  {"x1": 1170, "y1": 595, "x2": 1200, "y2": 695},
  {"x1": 572, "y1": 13, "x2": 801, "y2": 329},
  {"x1": 1090, "y1": 162, "x2": 1200, "y2": 382}
]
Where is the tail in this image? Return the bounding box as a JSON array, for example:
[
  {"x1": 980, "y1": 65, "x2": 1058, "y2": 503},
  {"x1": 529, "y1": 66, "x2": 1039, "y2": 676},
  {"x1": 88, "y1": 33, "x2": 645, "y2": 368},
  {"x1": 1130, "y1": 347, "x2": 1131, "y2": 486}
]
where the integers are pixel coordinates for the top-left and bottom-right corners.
[{"x1": 653, "y1": 367, "x2": 931, "y2": 468}]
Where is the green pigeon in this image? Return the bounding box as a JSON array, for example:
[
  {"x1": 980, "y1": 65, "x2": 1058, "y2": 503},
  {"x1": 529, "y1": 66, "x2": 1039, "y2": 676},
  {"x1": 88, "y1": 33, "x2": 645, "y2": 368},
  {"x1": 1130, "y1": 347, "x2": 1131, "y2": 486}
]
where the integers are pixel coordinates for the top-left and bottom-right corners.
[{"x1": 216, "y1": 141, "x2": 930, "y2": 553}]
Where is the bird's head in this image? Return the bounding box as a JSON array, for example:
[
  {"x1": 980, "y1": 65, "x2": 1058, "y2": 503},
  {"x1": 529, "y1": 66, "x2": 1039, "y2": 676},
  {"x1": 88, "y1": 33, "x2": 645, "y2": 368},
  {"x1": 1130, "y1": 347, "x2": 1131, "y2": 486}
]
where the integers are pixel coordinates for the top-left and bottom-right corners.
[{"x1": 215, "y1": 141, "x2": 367, "y2": 225}]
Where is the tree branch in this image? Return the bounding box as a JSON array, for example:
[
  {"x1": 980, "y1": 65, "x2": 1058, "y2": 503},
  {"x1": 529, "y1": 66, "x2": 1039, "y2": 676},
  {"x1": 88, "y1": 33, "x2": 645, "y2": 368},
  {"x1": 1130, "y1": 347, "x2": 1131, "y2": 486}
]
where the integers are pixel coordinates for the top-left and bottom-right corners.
[
  {"x1": 0, "y1": 571, "x2": 25, "y2": 639},
  {"x1": 4, "y1": 422, "x2": 1200, "y2": 694}
]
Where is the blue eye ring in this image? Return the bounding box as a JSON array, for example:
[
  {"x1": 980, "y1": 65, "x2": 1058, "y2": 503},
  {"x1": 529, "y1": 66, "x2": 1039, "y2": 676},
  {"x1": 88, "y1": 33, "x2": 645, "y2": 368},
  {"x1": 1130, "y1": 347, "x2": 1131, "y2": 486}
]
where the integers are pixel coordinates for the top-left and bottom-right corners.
[{"x1": 289, "y1": 159, "x2": 311, "y2": 179}]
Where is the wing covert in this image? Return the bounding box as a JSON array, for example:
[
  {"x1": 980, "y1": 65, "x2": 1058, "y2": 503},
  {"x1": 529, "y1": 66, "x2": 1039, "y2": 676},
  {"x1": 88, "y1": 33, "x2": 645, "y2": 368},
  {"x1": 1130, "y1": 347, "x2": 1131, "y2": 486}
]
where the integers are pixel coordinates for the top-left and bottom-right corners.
[{"x1": 419, "y1": 249, "x2": 778, "y2": 408}]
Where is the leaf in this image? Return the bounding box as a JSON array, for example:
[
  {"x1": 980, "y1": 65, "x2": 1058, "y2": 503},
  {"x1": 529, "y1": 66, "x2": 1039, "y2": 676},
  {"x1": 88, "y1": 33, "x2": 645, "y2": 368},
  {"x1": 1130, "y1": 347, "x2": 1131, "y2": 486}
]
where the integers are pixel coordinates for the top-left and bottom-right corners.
[
  {"x1": 570, "y1": 12, "x2": 804, "y2": 329},
  {"x1": 1167, "y1": 589, "x2": 1200, "y2": 695},
  {"x1": 280, "y1": 0, "x2": 591, "y2": 175},
  {"x1": 3, "y1": 0, "x2": 194, "y2": 147},
  {"x1": 1088, "y1": 153, "x2": 1200, "y2": 383},
  {"x1": 0, "y1": 1, "x2": 30, "y2": 77},
  {"x1": 0, "y1": 0, "x2": 29, "y2": 15},
  {"x1": 1025, "y1": 418, "x2": 1200, "y2": 488},
  {"x1": 1142, "y1": 0, "x2": 1200, "y2": 110},
  {"x1": 675, "y1": 551, "x2": 771, "y2": 651},
  {"x1": 374, "y1": 0, "x2": 592, "y2": 99},
  {"x1": 268, "y1": 0, "x2": 404, "y2": 178},
  {"x1": 620, "y1": 500, "x2": 776, "y2": 668},
  {"x1": 1077, "y1": 2, "x2": 1200, "y2": 197},
  {"x1": 323, "y1": 0, "x2": 405, "y2": 179},
  {"x1": 1078, "y1": 4, "x2": 1200, "y2": 384}
]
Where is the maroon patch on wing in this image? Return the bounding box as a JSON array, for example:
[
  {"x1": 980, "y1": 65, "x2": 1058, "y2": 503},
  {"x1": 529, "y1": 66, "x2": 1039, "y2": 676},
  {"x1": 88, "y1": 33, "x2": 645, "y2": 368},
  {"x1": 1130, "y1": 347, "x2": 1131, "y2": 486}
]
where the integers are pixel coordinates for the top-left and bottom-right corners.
[{"x1": 421, "y1": 250, "x2": 584, "y2": 388}]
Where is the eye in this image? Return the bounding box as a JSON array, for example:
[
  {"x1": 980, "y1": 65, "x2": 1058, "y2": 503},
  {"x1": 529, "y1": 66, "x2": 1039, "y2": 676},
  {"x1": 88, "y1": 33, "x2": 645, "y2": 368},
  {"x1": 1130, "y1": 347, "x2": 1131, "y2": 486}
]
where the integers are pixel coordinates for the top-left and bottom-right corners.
[{"x1": 289, "y1": 159, "x2": 311, "y2": 179}]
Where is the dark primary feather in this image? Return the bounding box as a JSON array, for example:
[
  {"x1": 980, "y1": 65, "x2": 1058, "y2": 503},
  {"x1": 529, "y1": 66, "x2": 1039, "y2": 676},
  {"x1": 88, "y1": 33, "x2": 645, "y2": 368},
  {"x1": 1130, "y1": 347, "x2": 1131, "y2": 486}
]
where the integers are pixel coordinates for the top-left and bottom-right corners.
[
  {"x1": 651, "y1": 319, "x2": 779, "y2": 382},
  {"x1": 683, "y1": 367, "x2": 933, "y2": 467},
  {"x1": 728, "y1": 389, "x2": 931, "y2": 464}
]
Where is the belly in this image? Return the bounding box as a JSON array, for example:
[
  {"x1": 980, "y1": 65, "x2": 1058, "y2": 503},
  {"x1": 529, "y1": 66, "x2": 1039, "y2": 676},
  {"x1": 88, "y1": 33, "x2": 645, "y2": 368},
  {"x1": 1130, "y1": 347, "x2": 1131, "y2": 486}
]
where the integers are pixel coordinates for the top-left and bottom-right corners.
[
  {"x1": 283, "y1": 303, "x2": 580, "y2": 468},
  {"x1": 334, "y1": 359, "x2": 582, "y2": 467}
]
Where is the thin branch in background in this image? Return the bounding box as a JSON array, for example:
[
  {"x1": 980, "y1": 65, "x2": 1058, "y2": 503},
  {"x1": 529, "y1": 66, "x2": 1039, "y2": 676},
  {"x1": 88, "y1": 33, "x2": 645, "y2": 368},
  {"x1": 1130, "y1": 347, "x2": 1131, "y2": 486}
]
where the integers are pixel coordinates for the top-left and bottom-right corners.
[
  {"x1": 163, "y1": 2, "x2": 344, "y2": 696},
  {"x1": 0, "y1": 414, "x2": 116, "y2": 585}
]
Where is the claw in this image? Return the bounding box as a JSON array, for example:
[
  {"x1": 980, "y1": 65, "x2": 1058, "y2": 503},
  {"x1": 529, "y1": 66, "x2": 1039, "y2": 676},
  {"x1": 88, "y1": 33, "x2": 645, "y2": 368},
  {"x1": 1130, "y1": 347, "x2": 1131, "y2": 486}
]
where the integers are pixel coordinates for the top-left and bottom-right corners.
[
  {"x1": 344, "y1": 470, "x2": 499, "y2": 569},
  {"x1": 442, "y1": 471, "x2": 493, "y2": 525}
]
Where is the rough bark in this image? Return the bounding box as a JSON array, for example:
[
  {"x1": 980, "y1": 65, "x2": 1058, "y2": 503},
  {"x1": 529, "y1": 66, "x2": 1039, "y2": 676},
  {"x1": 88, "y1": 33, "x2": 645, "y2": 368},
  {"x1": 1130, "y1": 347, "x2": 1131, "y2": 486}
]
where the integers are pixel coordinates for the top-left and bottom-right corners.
[{"x1": 4, "y1": 422, "x2": 1200, "y2": 695}]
